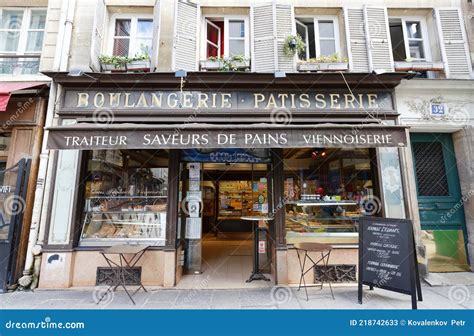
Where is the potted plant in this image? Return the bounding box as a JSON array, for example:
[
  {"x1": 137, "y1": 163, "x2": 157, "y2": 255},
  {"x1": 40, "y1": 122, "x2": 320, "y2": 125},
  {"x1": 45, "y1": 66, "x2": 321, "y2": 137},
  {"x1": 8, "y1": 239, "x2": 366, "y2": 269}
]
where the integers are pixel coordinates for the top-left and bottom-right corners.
[
  {"x1": 283, "y1": 34, "x2": 305, "y2": 57},
  {"x1": 297, "y1": 53, "x2": 349, "y2": 72}
]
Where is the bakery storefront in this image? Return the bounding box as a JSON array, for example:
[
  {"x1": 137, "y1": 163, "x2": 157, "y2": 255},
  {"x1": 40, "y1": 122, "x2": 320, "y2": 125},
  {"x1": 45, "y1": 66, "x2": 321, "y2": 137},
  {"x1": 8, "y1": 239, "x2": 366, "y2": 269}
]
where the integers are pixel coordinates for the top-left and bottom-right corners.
[{"x1": 39, "y1": 72, "x2": 410, "y2": 288}]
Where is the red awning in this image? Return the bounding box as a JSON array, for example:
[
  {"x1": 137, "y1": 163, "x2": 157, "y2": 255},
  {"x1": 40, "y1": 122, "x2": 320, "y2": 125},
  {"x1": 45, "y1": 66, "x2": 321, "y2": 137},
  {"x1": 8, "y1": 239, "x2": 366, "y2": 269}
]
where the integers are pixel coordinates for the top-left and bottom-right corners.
[{"x1": 0, "y1": 81, "x2": 48, "y2": 112}]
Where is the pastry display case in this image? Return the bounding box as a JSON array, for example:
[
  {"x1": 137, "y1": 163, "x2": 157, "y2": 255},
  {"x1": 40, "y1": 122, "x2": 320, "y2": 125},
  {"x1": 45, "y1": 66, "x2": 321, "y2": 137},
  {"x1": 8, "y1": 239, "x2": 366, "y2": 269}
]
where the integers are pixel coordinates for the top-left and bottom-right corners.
[
  {"x1": 285, "y1": 200, "x2": 360, "y2": 234},
  {"x1": 79, "y1": 150, "x2": 168, "y2": 246},
  {"x1": 283, "y1": 148, "x2": 375, "y2": 245}
]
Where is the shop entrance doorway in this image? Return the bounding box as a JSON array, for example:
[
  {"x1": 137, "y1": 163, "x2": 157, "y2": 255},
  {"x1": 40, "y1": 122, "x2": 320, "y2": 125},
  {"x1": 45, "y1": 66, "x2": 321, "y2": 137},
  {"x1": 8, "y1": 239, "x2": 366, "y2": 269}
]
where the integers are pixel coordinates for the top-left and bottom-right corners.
[{"x1": 178, "y1": 150, "x2": 274, "y2": 289}]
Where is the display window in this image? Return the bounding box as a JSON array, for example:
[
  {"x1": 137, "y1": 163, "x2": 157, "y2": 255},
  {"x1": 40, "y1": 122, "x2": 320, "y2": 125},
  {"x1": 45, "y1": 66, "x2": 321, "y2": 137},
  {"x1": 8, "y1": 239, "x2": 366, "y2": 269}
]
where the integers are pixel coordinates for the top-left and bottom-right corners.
[
  {"x1": 283, "y1": 148, "x2": 377, "y2": 245},
  {"x1": 79, "y1": 149, "x2": 168, "y2": 246}
]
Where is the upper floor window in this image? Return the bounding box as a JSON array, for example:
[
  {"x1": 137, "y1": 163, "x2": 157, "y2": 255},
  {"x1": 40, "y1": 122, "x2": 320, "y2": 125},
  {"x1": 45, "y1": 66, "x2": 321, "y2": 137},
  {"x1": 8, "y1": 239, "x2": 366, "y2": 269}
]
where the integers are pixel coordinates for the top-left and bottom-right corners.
[
  {"x1": 296, "y1": 16, "x2": 340, "y2": 60},
  {"x1": 202, "y1": 16, "x2": 249, "y2": 59},
  {"x1": 389, "y1": 18, "x2": 430, "y2": 62},
  {"x1": 0, "y1": 8, "x2": 46, "y2": 75},
  {"x1": 108, "y1": 15, "x2": 153, "y2": 57}
]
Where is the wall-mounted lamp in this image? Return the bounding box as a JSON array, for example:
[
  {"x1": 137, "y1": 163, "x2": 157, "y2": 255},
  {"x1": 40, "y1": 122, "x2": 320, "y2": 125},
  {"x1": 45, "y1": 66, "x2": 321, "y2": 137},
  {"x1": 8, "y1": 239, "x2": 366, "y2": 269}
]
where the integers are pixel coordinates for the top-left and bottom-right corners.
[
  {"x1": 67, "y1": 69, "x2": 97, "y2": 80},
  {"x1": 274, "y1": 71, "x2": 286, "y2": 78},
  {"x1": 175, "y1": 69, "x2": 187, "y2": 78}
]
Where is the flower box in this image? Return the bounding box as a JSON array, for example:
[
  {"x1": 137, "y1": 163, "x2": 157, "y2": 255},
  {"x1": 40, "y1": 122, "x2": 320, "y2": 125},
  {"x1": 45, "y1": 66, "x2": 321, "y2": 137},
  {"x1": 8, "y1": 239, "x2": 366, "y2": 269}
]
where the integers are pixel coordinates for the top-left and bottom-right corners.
[
  {"x1": 297, "y1": 62, "x2": 349, "y2": 72},
  {"x1": 99, "y1": 62, "x2": 126, "y2": 72},
  {"x1": 394, "y1": 61, "x2": 444, "y2": 72},
  {"x1": 200, "y1": 59, "x2": 250, "y2": 71},
  {"x1": 200, "y1": 59, "x2": 224, "y2": 70},
  {"x1": 126, "y1": 59, "x2": 151, "y2": 72},
  {"x1": 230, "y1": 60, "x2": 250, "y2": 70}
]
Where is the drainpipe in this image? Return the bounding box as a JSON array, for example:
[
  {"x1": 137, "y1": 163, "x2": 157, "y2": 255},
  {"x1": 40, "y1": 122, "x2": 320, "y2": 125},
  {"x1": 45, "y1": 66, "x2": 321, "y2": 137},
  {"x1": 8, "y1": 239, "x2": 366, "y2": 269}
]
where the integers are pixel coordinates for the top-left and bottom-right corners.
[{"x1": 18, "y1": 0, "x2": 76, "y2": 289}]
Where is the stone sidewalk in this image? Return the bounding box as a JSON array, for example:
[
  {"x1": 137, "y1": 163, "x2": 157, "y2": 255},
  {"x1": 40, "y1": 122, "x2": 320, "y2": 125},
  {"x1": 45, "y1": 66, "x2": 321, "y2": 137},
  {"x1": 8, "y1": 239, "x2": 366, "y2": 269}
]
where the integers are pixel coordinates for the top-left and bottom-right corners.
[{"x1": 1, "y1": 283, "x2": 472, "y2": 309}]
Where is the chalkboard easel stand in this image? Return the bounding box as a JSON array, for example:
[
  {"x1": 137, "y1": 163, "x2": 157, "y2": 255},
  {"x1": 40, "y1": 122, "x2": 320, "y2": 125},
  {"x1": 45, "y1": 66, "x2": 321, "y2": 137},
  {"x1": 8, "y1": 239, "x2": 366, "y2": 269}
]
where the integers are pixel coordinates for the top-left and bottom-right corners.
[{"x1": 358, "y1": 217, "x2": 423, "y2": 310}]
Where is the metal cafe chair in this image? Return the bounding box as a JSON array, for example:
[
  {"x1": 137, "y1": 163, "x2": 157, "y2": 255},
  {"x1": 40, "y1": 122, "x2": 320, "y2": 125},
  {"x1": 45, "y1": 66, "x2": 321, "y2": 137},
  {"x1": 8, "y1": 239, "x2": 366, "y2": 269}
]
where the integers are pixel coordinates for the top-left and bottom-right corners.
[{"x1": 294, "y1": 242, "x2": 335, "y2": 301}]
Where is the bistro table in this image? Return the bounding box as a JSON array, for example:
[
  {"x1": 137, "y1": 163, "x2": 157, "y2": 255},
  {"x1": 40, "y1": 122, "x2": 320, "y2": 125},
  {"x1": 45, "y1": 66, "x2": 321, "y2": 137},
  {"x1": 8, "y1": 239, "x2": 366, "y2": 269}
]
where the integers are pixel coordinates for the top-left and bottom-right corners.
[
  {"x1": 294, "y1": 242, "x2": 335, "y2": 301},
  {"x1": 98, "y1": 244, "x2": 149, "y2": 305},
  {"x1": 241, "y1": 216, "x2": 273, "y2": 283}
]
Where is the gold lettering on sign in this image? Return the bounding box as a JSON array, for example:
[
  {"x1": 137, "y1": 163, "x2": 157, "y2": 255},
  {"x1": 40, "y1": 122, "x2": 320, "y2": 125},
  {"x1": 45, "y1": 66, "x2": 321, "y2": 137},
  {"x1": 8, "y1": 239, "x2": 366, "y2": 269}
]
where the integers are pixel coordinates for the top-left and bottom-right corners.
[
  {"x1": 358, "y1": 94, "x2": 364, "y2": 108},
  {"x1": 344, "y1": 94, "x2": 356, "y2": 109},
  {"x1": 299, "y1": 94, "x2": 310, "y2": 108},
  {"x1": 290, "y1": 94, "x2": 296, "y2": 108},
  {"x1": 168, "y1": 93, "x2": 178, "y2": 108},
  {"x1": 109, "y1": 93, "x2": 121, "y2": 107},
  {"x1": 70, "y1": 91, "x2": 386, "y2": 111},
  {"x1": 266, "y1": 94, "x2": 277, "y2": 109},
  {"x1": 221, "y1": 93, "x2": 232, "y2": 108},
  {"x1": 151, "y1": 93, "x2": 162, "y2": 107},
  {"x1": 136, "y1": 93, "x2": 149, "y2": 107},
  {"x1": 77, "y1": 92, "x2": 89, "y2": 107},
  {"x1": 182, "y1": 92, "x2": 193, "y2": 108},
  {"x1": 124, "y1": 93, "x2": 135, "y2": 108},
  {"x1": 330, "y1": 94, "x2": 340, "y2": 109},
  {"x1": 315, "y1": 94, "x2": 326, "y2": 109},
  {"x1": 211, "y1": 93, "x2": 217, "y2": 108},
  {"x1": 367, "y1": 94, "x2": 378, "y2": 109},
  {"x1": 278, "y1": 93, "x2": 288, "y2": 107},
  {"x1": 198, "y1": 93, "x2": 209, "y2": 108},
  {"x1": 93, "y1": 92, "x2": 105, "y2": 107},
  {"x1": 254, "y1": 93, "x2": 265, "y2": 108}
]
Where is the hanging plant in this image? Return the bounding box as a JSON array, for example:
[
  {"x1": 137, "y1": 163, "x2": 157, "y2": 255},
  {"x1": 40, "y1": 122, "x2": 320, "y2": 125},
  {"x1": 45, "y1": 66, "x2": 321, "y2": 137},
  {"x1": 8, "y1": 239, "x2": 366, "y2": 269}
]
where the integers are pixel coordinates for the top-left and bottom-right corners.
[{"x1": 283, "y1": 34, "x2": 305, "y2": 57}]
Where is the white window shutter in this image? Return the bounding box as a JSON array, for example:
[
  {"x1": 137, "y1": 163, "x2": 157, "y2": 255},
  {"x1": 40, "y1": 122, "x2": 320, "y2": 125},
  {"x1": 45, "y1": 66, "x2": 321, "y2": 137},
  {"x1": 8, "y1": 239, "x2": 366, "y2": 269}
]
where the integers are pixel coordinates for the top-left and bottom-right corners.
[
  {"x1": 363, "y1": 6, "x2": 393, "y2": 72},
  {"x1": 275, "y1": 3, "x2": 295, "y2": 72},
  {"x1": 151, "y1": 0, "x2": 161, "y2": 71},
  {"x1": 251, "y1": 2, "x2": 277, "y2": 72},
  {"x1": 344, "y1": 8, "x2": 369, "y2": 72},
  {"x1": 89, "y1": 0, "x2": 106, "y2": 72},
  {"x1": 435, "y1": 8, "x2": 472, "y2": 79},
  {"x1": 173, "y1": 0, "x2": 199, "y2": 71}
]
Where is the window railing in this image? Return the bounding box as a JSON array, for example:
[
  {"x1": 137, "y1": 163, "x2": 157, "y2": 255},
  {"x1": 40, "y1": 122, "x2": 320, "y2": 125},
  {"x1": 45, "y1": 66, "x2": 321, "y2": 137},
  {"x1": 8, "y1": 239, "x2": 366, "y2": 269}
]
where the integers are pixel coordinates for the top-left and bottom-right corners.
[{"x1": 0, "y1": 54, "x2": 41, "y2": 75}]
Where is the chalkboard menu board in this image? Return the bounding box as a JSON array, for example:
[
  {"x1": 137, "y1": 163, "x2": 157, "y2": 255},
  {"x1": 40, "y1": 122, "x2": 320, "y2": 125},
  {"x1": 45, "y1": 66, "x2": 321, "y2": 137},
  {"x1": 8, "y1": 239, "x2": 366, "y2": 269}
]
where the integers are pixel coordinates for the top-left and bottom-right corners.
[{"x1": 358, "y1": 217, "x2": 422, "y2": 309}]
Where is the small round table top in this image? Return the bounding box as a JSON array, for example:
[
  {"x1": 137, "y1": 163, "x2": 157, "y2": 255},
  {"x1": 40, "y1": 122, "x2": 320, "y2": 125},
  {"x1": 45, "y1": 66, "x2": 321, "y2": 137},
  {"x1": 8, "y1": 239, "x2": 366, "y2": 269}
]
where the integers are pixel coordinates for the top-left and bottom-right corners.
[
  {"x1": 294, "y1": 242, "x2": 332, "y2": 252},
  {"x1": 240, "y1": 216, "x2": 274, "y2": 221}
]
